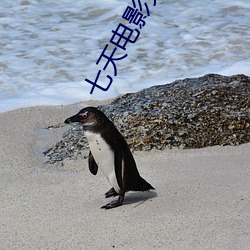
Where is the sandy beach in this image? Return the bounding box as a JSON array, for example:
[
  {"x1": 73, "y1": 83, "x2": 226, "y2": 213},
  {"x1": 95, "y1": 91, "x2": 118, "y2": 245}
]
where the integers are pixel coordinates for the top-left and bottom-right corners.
[{"x1": 0, "y1": 101, "x2": 249, "y2": 249}]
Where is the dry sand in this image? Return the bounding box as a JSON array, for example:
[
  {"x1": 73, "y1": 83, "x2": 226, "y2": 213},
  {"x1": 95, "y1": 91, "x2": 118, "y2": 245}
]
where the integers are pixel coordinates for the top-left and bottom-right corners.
[{"x1": 0, "y1": 101, "x2": 249, "y2": 249}]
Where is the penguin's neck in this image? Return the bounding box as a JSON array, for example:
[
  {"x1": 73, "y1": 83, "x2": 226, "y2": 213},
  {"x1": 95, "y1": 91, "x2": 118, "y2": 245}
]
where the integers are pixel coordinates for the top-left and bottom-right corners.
[
  {"x1": 84, "y1": 130, "x2": 100, "y2": 142},
  {"x1": 82, "y1": 122, "x2": 107, "y2": 133}
]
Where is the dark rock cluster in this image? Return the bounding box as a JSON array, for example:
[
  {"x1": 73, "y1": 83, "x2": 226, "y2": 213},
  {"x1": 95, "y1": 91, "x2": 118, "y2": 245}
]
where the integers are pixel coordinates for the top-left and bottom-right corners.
[{"x1": 44, "y1": 74, "x2": 250, "y2": 163}]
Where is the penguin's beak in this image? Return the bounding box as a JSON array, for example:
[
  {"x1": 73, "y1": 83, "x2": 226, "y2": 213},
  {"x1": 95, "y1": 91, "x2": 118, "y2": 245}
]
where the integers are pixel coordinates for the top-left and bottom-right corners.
[{"x1": 64, "y1": 114, "x2": 81, "y2": 124}]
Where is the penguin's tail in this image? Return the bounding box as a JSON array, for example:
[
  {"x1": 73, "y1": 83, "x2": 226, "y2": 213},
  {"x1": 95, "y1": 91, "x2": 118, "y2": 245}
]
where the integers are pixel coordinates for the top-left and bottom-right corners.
[{"x1": 132, "y1": 176, "x2": 154, "y2": 192}]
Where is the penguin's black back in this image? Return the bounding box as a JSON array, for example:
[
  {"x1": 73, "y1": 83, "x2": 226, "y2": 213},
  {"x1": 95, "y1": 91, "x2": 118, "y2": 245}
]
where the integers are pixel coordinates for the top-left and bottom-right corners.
[{"x1": 102, "y1": 122, "x2": 154, "y2": 192}]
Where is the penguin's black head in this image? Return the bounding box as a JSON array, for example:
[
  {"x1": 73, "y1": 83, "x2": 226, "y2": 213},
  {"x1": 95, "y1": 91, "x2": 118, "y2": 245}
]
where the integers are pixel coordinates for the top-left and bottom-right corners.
[{"x1": 64, "y1": 107, "x2": 109, "y2": 129}]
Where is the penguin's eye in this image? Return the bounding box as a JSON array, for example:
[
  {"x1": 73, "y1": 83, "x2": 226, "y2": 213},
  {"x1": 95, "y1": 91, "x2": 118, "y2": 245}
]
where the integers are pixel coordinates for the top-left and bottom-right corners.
[{"x1": 79, "y1": 112, "x2": 88, "y2": 119}]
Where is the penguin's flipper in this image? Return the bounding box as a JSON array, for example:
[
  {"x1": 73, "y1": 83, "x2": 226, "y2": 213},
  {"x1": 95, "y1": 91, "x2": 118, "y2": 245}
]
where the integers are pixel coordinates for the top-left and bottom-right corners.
[
  {"x1": 88, "y1": 151, "x2": 98, "y2": 175},
  {"x1": 114, "y1": 146, "x2": 124, "y2": 190},
  {"x1": 105, "y1": 187, "x2": 118, "y2": 198}
]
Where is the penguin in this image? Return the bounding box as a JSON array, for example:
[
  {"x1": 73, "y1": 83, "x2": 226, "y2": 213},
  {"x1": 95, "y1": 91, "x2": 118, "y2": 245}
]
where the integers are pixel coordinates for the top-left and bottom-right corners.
[{"x1": 64, "y1": 107, "x2": 154, "y2": 209}]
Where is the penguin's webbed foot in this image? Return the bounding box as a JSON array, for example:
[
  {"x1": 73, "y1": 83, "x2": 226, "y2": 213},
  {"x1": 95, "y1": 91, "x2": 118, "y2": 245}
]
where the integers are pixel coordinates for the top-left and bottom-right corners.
[
  {"x1": 105, "y1": 187, "x2": 118, "y2": 198},
  {"x1": 101, "y1": 196, "x2": 124, "y2": 209}
]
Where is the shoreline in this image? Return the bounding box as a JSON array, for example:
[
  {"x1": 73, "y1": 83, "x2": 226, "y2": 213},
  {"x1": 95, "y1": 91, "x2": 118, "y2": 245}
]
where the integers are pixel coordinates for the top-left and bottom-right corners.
[{"x1": 0, "y1": 102, "x2": 249, "y2": 249}]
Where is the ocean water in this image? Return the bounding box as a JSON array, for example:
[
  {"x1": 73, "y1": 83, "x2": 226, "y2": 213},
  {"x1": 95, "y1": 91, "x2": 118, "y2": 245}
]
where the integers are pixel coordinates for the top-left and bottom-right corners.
[{"x1": 0, "y1": 0, "x2": 249, "y2": 112}]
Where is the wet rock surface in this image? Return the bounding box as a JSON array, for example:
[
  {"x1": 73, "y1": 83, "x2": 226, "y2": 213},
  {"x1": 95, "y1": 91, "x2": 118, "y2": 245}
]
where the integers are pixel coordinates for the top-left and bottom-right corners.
[{"x1": 44, "y1": 74, "x2": 250, "y2": 163}]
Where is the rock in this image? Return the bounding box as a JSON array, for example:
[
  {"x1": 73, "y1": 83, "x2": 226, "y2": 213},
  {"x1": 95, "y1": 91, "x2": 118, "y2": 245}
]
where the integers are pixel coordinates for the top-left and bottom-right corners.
[{"x1": 43, "y1": 74, "x2": 250, "y2": 164}]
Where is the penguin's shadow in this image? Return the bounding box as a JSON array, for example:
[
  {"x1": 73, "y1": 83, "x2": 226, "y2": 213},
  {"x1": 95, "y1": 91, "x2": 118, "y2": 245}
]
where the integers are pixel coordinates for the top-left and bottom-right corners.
[{"x1": 123, "y1": 191, "x2": 157, "y2": 208}]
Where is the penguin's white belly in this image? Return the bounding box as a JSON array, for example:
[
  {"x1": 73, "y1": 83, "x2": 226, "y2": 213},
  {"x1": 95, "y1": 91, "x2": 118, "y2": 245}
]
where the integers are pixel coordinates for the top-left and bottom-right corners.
[{"x1": 85, "y1": 131, "x2": 120, "y2": 193}]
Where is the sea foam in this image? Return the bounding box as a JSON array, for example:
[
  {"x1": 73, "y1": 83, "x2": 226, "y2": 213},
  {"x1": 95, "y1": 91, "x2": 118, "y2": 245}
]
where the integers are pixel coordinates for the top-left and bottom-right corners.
[{"x1": 0, "y1": 0, "x2": 249, "y2": 112}]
